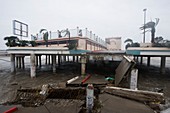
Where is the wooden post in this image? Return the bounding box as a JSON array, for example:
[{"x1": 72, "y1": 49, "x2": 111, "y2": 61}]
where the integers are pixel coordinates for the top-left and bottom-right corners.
[
  {"x1": 81, "y1": 56, "x2": 86, "y2": 76},
  {"x1": 147, "y1": 56, "x2": 150, "y2": 67},
  {"x1": 160, "y1": 56, "x2": 166, "y2": 74},
  {"x1": 130, "y1": 69, "x2": 138, "y2": 90},
  {"x1": 11, "y1": 54, "x2": 15, "y2": 73},
  {"x1": 30, "y1": 53, "x2": 36, "y2": 78}
]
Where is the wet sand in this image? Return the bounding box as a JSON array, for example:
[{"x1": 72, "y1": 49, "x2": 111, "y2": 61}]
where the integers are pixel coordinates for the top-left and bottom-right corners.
[{"x1": 0, "y1": 56, "x2": 170, "y2": 112}]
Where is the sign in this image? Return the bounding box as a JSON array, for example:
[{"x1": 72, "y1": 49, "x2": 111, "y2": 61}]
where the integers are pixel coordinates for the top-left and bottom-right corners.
[{"x1": 13, "y1": 20, "x2": 28, "y2": 39}]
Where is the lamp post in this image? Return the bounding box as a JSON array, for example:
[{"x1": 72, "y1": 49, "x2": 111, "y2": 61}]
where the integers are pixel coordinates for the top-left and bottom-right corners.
[{"x1": 143, "y1": 8, "x2": 147, "y2": 43}]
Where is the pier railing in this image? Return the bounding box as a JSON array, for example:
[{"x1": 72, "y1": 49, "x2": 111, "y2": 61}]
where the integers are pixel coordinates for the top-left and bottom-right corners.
[{"x1": 32, "y1": 27, "x2": 107, "y2": 47}]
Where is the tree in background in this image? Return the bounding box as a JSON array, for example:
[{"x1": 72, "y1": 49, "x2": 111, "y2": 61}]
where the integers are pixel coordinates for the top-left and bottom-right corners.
[
  {"x1": 40, "y1": 29, "x2": 49, "y2": 47},
  {"x1": 124, "y1": 38, "x2": 140, "y2": 49},
  {"x1": 4, "y1": 36, "x2": 19, "y2": 47},
  {"x1": 140, "y1": 18, "x2": 159, "y2": 43}
]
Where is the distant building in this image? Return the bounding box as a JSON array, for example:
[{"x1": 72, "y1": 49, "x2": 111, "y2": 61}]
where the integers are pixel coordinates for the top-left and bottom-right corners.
[{"x1": 106, "y1": 37, "x2": 122, "y2": 50}]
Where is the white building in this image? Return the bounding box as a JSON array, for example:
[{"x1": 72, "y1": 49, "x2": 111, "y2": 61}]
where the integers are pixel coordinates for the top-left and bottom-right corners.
[{"x1": 106, "y1": 37, "x2": 122, "y2": 50}]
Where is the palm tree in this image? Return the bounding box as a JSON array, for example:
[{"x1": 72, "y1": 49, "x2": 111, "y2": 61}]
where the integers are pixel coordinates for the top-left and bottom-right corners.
[
  {"x1": 124, "y1": 38, "x2": 140, "y2": 49},
  {"x1": 40, "y1": 29, "x2": 49, "y2": 47},
  {"x1": 4, "y1": 36, "x2": 19, "y2": 47},
  {"x1": 140, "y1": 18, "x2": 159, "y2": 43}
]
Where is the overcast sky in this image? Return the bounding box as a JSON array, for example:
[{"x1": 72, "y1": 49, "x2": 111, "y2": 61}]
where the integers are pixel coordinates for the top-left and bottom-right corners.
[{"x1": 1, "y1": 0, "x2": 170, "y2": 49}]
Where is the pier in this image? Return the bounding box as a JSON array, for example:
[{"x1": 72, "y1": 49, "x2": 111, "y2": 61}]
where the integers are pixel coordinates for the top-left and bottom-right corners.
[{"x1": 126, "y1": 47, "x2": 170, "y2": 74}]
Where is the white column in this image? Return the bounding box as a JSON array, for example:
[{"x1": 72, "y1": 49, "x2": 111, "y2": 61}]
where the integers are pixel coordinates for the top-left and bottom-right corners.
[
  {"x1": 86, "y1": 84, "x2": 94, "y2": 113},
  {"x1": 10, "y1": 54, "x2": 15, "y2": 73},
  {"x1": 52, "y1": 55, "x2": 56, "y2": 73},
  {"x1": 30, "y1": 53, "x2": 36, "y2": 78},
  {"x1": 81, "y1": 56, "x2": 86, "y2": 76},
  {"x1": 130, "y1": 69, "x2": 138, "y2": 90}
]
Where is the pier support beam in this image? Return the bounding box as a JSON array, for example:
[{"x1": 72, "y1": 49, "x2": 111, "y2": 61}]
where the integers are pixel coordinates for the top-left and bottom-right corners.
[
  {"x1": 30, "y1": 53, "x2": 36, "y2": 78},
  {"x1": 39, "y1": 55, "x2": 42, "y2": 67},
  {"x1": 10, "y1": 54, "x2": 15, "y2": 73},
  {"x1": 81, "y1": 56, "x2": 87, "y2": 76},
  {"x1": 140, "y1": 56, "x2": 143, "y2": 64},
  {"x1": 52, "y1": 55, "x2": 56, "y2": 73},
  {"x1": 21, "y1": 56, "x2": 25, "y2": 69},
  {"x1": 45, "y1": 55, "x2": 47, "y2": 65},
  {"x1": 36, "y1": 55, "x2": 38, "y2": 67},
  {"x1": 147, "y1": 56, "x2": 150, "y2": 67},
  {"x1": 160, "y1": 56, "x2": 166, "y2": 74},
  {"x1": 48, "y1": 55, "x2": 51, "y2": 65},
  {"x1": 16, "y1": 57, "x2": 18, "y2": 68},
  {"x1": 58, "y1": 55, "x2": 61, "y2": 66},
  {"x1": 18, "y1": 57, "x2": 21, "y2": 69}
]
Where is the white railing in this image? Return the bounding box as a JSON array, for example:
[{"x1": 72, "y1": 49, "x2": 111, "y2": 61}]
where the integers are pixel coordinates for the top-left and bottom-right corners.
[{"x1": 33, "y1": 27, "x2": 107, "y2": 47}]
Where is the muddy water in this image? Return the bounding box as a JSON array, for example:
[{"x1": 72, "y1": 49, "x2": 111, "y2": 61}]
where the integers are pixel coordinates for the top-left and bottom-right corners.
[{"x1": 0, "y1": 56, "x2": 170, "y2": 112}]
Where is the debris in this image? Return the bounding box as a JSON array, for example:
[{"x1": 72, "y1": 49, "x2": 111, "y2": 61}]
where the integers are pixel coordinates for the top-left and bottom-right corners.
[
  {"x1": 4, "y1": 107, "x2": 18, "y2": 113},
  {"x1": 66, "y1": 76, "x2": 79, "y2": 84},
  {"x1": 115, "y1": 55, "x2": 135, "y2": 86},
  {"x1": 81, "y1": 74, "x2": 91, "y2": 84},
  {"x1": 104, "y1": 86, "x2": 165, "y2": 104}
]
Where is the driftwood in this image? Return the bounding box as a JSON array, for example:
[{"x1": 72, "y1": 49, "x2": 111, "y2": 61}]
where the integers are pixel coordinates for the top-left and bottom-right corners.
[{"x1": 104, "y1": 86, "x2": 165, "y2": 104}]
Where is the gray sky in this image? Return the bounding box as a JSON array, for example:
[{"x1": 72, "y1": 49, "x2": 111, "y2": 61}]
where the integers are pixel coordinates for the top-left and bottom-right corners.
[{"x1": 1, "y1": 0, "x2": 170, "y2": 49}]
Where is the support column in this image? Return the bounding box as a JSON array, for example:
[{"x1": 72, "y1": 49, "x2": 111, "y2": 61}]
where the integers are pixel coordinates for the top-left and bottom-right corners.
[
  {"x1": 130, "y1": 69, "x2": 138, "y2": 90},
  {"x1": 45, "y1": 55, "x2": 47, "y2": 65},
  {"x1": 48, "y1": 55, "x2": 51, "y2": 65},
  {"x1": 160, "y1": 56, "x2": 166, "y2": 74},
  {"x1": 73, "y1": 56, "x2": 75, "y2": 62},
  {"x1": 58, "y1": 55, "x2": 61, "y2": 66},
  {"x1": 18, "y1": 57, "x2": 21, "y2": 69},
  {"x1": 52, "y1": 55, "x2": 56, "y2": 73},
  {"x1": 39, "y1": 55, "x2": 42, "y2": 67},
  {"x1": 67, "y1": 56, "x2": 69, "y2": 62},
  {"x1": 81, "y1": 56, "x2": 86, "y2": 76},
  {"x1": 140, "y1": 56, "x2": 143, "y2": 64},
  {"x1": 30, "y1": 53, "x2": 36, "y2": 78},
  {"x1": 147, "y1": 56, "x2": 151, "y2": 67},
  {"x1": 16, "y1": 57, "x2": 18, "y2": 68},
  {"x1": 63, "y1": 55, "x2": 66, "y2": 62},
  {"x1": 36, "y1": 55, "x2": 38, "y2": 67},
  {"x1": 21, "y1": 56, "x2": 25, "y2": 69},
  {"x1": 11, "y1": 54, "x2": 15, "y2": 73},
  {"x1": 76, "y1": 56, "x2": 79, "y2": 62}
]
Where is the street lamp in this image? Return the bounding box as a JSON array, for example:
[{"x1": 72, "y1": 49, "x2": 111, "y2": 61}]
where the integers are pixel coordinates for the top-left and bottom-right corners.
[{"x1": 143, "y1": 8, "x2": 147, "y2": 43}]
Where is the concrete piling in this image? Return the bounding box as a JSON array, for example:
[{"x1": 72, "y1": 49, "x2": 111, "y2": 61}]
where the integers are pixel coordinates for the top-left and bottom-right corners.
[
  {"x1": 160, "y1": 56, "x2": 166, "y2": 74},
  {"x1": 81, "y1": 56, "x2": 86, "y2": 76},
  {"x1": 21, "y1": 56, "x2": 25, "y2": 69},
  {"x1": 52, "y1": 55, "x2": 56, "y2": 73},
  {"x1": 30, "y1": 53, "x2": 36, "y2": 78},
  {"x1": 10, "y1": 54, "x2": 15, "y2": 73},
  {"x1": 147, "y1": 57, "x2": 150, "y2": 67}
]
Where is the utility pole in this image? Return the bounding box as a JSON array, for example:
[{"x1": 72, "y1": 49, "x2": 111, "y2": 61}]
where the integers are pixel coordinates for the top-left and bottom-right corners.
[{"x1": 143, "y1": 8, "x2": 147, "y2": 43}]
